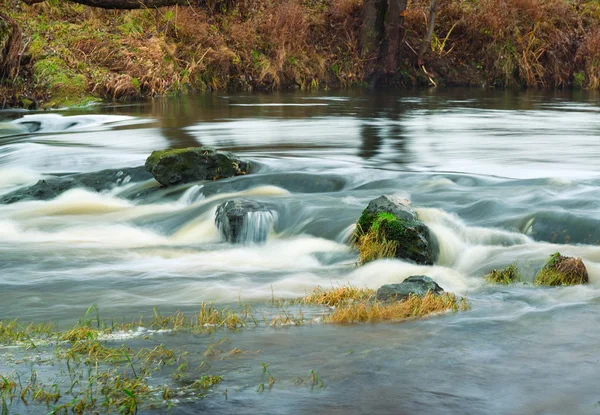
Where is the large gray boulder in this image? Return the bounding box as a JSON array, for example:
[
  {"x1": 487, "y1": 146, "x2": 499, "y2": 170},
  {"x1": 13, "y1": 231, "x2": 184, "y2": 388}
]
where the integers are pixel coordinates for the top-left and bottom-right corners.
[
  {"x1": 354, "y1": 195, "x2": 437, "y2": 265},
  {"x1": 145, "y1": 147, "x2": 250, "y2": 187},
  {"x1": 215, "y1": 199, "x2": 276, "y2": 244},
  {"x1": 376, "y1": 276, "x2": 444, "y2": 302},
  {"x1": 0, "y1": 167, "x2": 152, "y2": 204}
]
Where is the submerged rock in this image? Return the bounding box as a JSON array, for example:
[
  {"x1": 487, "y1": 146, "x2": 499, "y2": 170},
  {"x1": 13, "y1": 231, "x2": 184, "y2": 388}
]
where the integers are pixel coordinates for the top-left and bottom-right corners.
[
  {"x1": 0, "y1": 177, "x2": 79, "y2": 204},
  {"x1": 377, "y1": 276, "x2": 445, "y2": 301},
  {"x1": 215, "y1": 199, "x2": 276, "y2": 244},
  {"x1": 521, "y1": 212, "x2": 600, "y2": 245},
  {"x1": 73, "y1": 166, "x2": 152, "y2": 190},
  {"x1": 534, "y1": 252, "x2": 588, "y2": 286},
  {"x1": 0, "y1": 167, "x2": 153, "y2": 204},
  {"x1": 145, "y1": 147, "x2": 250, "y2": 187},
  {"x1": 353, "y1": 195, "x2": 436, "y2": 265}
]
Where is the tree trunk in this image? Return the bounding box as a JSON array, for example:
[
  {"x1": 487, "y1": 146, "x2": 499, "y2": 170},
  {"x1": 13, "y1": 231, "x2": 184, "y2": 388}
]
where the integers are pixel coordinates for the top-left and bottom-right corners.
[
  {"x1": 0, "y1": 12, "x2": 22, "y2": 80},
  {"x1": 359, "y1": 0, "x2": 386, "y2": 60},
  {"x1": 360, "y1": 0, "x2": 408, "y2": 83},
  {"x1": 23, "y1": 0, "x2": 190, "y2": 9},
  {"x1": 418, "y1": 0, "x2": 437, "y2": 65},
  {"x1": 382, "y1": 0, "x2": 407, "y2": 75}
]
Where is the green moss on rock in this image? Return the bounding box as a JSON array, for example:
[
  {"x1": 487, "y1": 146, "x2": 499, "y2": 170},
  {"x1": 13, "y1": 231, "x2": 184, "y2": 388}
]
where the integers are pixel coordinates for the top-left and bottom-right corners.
[
  {"x1": 353, "y1": 195, "x2": 435, "y2": 265},
  {"x1": 534, "y1": 252, "x2": 588, "y2": 286},
  {"x1": 145, "y1": 147, "x2": 251, "y2": 186}
]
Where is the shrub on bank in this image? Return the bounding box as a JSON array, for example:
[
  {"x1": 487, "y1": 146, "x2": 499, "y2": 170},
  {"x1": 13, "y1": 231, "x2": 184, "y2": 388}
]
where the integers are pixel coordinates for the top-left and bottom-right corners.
[{"x1": 2, "y1": 0, "x2": 600, "y2": 107}]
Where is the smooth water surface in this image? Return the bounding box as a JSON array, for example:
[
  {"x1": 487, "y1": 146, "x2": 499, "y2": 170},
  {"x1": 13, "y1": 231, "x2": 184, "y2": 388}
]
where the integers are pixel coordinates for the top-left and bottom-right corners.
[{"x1": 1, "y1": 89, "x2": 600, "y2": 414}]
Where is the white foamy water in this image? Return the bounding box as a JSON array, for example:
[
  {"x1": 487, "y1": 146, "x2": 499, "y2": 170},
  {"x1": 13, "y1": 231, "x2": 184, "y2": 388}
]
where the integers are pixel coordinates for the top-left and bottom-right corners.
[{"x1": 4, "y1": 92, "x2": 600, "y2": 415}]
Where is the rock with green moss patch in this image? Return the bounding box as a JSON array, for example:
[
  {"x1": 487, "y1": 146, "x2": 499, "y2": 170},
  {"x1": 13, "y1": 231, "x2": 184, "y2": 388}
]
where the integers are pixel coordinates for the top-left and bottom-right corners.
[
  {"x1": 534, "y1": 252, "x2": 588, "y2": 286},
  {"x1": 354, "y1": 195, "x2": 436, "y2": 265},
  {"x1": 377, "y1": 276, "x2": 444, "y2": 301},
  {"x1": 145, "y1": 147, "x2": 250, "y2": 187}
]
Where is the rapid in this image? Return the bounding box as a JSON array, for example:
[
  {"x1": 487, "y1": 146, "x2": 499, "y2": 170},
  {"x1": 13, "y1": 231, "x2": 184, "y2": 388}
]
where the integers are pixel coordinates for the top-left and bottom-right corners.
[{"x1": 1, "y1": 89, "x2": 600, "y2": 414}]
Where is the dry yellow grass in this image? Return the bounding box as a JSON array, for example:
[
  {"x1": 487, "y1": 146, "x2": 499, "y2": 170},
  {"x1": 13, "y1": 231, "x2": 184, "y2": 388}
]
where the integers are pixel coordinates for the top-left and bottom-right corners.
[
  {"x1": 325, "y1": 292, "x2": 469, "y2": 324},
  {"x1": 355, "y1": 227, "x2": 398, "y2": 264},
  {"x1": 301, "y1": 283, "x2": 375, "y2": 307}
]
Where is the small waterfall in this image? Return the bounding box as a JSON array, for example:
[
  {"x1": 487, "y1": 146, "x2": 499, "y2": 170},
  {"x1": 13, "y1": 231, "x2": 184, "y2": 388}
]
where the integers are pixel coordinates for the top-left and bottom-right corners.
[
  {"x1": 215, "y1": 199, "x2": 278, "y2": 244},
  {"x1": 236, "y1": 210, "x2": 278, "y2": 244},
  {"x1": 179, "y1": 185, "x2": 205, "y2": 205}
]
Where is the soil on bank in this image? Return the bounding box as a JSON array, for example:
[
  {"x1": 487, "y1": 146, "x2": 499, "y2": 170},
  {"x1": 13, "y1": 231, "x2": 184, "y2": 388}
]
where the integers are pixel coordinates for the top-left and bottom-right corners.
[{"x1": 1, "y1": 0, "x2": 600, "y2": 108}]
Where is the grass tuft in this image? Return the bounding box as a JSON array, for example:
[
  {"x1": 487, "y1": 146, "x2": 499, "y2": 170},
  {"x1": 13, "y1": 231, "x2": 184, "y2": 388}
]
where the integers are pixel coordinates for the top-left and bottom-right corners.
[
  {"x1": 535, "y1": 252, "x2": 589, "y2": 286},
  {"x1": 325, "y1": 291, "x2": 469, "y2": 324},
  {"x1": 484, "y1": 262, "x2": 522, "y2": 284},
  {"x1": 301, "y1": 283, "x2": 375, "y2": 307},
  {"x1": 355, "y1": 225, "x2": 398, "y2": 264}
]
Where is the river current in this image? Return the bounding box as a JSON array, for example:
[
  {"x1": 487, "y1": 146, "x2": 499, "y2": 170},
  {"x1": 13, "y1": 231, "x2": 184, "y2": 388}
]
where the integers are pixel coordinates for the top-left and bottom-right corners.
[{"x1": 1, "y1": 89, "x2": 600, "y2": 414}]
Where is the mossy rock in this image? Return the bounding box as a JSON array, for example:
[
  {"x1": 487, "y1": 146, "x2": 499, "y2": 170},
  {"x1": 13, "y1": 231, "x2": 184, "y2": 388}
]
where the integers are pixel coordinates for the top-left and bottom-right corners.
[
  {"x1": 534, "y1": 252, "x2": 588, "y2": 286},
  {"x1": 145, "y1": 147, "x2": 251, "y2": 187},
  {"x1": 354, "y1": 195, "x2": 436, "y2": 265},
  {"x1": 484, "y1": 262, "x2": 522, "y2": 284}
]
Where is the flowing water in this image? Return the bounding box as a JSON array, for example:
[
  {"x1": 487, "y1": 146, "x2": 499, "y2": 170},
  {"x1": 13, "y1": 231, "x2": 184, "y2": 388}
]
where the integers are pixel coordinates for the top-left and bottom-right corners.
[{"x1": 1, "y1": 89, "x2": 600, "y2": 414}]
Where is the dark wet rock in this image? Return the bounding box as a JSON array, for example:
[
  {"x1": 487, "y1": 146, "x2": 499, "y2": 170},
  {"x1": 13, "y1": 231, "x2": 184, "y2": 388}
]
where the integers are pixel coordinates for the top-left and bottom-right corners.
[
  {"x1": 354, "y1": 195, "x2": 437, "y2": 265},
  {"x1": 215, "y1": 199, "x2": 276, "y2": 244},
  {"x1": 72, "y1": 166, "x2": 152, "y2": 191},
  {"x1": 0, "y1": 177, "x2": 80, "y2": 204},
  {"x1": 145, "y1": 147, "x2": 250, "y2": 187},
  {"x1": 0, "y1": 167, "x2": 153, "y2": 204},
  {"x1": 200, "y1": 172, "x2": 346, "y2": 196},
  {"x1": 376, "y1": 276, "x2": 444, "y2": 301}
]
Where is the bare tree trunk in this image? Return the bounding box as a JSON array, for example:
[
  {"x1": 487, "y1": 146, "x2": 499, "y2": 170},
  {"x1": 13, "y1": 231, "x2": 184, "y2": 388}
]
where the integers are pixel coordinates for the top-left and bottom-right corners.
[
  {"x1": 0, "y1": 12, "x2": 22, "y2": 80},
  {"x1": 418, "y1": 0, "x2": 437, "y2": 65},
  {"x1": 360, "y1": 0, "x2": 408, "y2": 84},
  {"x1": 382, "y1": 0, "x2": 407, "y2": 75},
  {"x1": 23, "y1": 0, "x2": 191, "y2": 9},
  {"x1": 359, "y1": 0, "x2": 386, "y2": 60}
]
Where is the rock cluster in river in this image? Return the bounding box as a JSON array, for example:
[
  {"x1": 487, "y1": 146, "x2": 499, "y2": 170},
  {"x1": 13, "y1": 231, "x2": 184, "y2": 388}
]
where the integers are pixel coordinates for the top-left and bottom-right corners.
[
  {"x1": 0, "y1": 167, "x2": 152, "y2": 204},
  {"x1": 353, "y1": 195, "x2": 437, "y2": 265},
  {"x1": 145, "y1": 147, "x2": 250, "y2": 187}
]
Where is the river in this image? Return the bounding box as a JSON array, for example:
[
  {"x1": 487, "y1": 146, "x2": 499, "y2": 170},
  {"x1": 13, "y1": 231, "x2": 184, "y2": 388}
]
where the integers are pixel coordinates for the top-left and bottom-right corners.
[{"x1": 1, "y1": 88, "x2": 600, "y2": 414}]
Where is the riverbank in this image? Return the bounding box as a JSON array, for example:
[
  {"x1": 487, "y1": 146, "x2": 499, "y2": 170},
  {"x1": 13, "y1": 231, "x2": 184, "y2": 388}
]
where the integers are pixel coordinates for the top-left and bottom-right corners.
[{"x1": 1, "y1": 0, "x2": 600, "y2": 109}]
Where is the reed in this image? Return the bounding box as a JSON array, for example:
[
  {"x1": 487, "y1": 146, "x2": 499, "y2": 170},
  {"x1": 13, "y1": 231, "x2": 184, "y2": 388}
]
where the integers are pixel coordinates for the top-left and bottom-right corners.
[
  {"x1": 484, "y1": 262, "x2": 522, "y2": 284},
  {"x1": 325, "y1": 292, "x2": 469, "y2": 324},
  {"x1": 301, "y1": 283, "x2": 374, "y2": 307}
]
